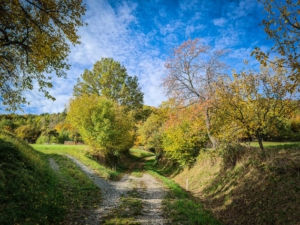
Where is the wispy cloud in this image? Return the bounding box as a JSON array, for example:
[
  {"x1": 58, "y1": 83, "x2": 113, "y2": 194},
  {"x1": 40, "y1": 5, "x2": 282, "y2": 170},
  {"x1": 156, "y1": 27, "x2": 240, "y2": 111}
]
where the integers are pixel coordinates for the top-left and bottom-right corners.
[
  {"x1": 3, "y1": 0, "x2": 275, "y2": 115},
  {"x1": 213, "y1": 18, "x2": 227, "y2": 27}
]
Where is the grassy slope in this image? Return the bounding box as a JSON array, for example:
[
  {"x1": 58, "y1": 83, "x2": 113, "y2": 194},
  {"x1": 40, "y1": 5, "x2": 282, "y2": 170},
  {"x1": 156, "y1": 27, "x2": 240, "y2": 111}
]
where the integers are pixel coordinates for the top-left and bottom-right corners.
[
  {"x1": 4, "y1": 137, "x2": 223, "y2": 224},
  {"x1": 171, "y1": 144, "x2": 300, "y2": 225},
  {"x1": 0, "y1": 132, "x2": 101, "y2": 224},
  {"x1": 144, "y1": 156, "x2": 222, "y2": 225},
  {"x1": 32, "y1": 144, "x2": 120, "y2": 179}
]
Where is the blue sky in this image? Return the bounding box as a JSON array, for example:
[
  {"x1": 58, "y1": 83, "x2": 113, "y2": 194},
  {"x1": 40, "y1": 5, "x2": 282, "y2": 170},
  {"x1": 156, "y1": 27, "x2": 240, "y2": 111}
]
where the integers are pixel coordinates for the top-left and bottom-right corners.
[{"x1": 1, "y1": 0, "x2": 274, "y2": 114}]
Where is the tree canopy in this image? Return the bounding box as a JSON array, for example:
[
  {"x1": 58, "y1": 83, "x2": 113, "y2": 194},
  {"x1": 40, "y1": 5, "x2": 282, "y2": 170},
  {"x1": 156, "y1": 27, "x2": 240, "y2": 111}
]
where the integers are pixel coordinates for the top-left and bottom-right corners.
[
  {"x1": 252, "y1": 0, "x2": 300, "y2": 87},
  {"x1": 216, "y1": 62, "x2": 297, "y2": 150},
  {"x1": 73, "y1": 58, "x2": 144, "y2": 112},
  {"x1": 0, "y1": 0, "x2": 86, "y2": 111},
  {"x1": 67, "y1": 94, "x2": 135, "y2": 163},
  {"x1": 163, "y1": 38, "x2": 227, "y2": 148}
]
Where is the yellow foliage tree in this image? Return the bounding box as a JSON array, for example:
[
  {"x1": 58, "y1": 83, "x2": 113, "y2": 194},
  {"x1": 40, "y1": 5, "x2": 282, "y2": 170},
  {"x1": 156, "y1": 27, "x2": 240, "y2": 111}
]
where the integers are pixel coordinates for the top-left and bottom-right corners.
[
  {"x1": 216, "y1": 62, "x2": 297, "y2": 150},
  {"x1": 67, "y1": 95, "x2": 135, "y2": 164},
  {"x1": 0, "y1": 0, "x2": 86, "y2": 111},
  {"x1": 252, "y1": 0, "x2": 300, "y2": 88},
  {"x1": 162, "y1": 103, "x2": 208, "y2": 166}
]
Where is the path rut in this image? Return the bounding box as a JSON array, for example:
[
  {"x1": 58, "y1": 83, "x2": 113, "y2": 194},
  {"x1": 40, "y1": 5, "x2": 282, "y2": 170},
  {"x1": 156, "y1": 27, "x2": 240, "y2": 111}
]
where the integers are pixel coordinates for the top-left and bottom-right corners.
[{"x1": 65, "y1": 155, "x2": 167, "y2": 224}]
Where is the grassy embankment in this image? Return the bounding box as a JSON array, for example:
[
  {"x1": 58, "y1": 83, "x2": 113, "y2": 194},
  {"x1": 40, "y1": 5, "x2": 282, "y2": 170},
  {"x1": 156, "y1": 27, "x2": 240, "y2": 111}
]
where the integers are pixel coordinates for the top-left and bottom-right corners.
[
  {"x1": 34, "y1": 146, "x2": 222, "y2": 224},
  {"x1": 0, "y1": 131, "x2": 102, "y2": 224},
  {"x1": 144, "y1": 155, "x2": 222, "y2": 225},
  {"x1": 1, "y1": 133, "x2": 223, "y2": 225},
  {"x1": 33, "y1": 144, "x2": 120, "y2": 180},
  {"x1": 164, "y1": 142, "x2": 300, "y2": 225}
]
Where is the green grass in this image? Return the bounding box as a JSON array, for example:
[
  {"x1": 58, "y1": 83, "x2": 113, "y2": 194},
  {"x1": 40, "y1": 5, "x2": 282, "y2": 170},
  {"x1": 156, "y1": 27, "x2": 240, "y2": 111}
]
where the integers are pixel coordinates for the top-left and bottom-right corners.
[
  {"x1": 247, "y1": 141, "x2": 300, "y2": 149},
  {"x1": 144, "y1": 157, "x2": 222, "y2": 225},
  {"x1": 172, "y1": 144, "x2": 300, "y2": 225},
  {"x1": 32, "y1": 144, "x2": 120, "y2": 179},
  {"x1": 130, "y1": 148, "x2": 155, "y2": 158},
  {"x1": 0, "y1": 131, "x2": 102, "y2": 224}
]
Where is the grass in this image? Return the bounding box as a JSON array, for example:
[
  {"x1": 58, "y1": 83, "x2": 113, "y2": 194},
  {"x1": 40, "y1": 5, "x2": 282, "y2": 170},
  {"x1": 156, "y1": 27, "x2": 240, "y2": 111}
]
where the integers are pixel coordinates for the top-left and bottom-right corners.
[
  {"x1": 101, "y1": 188, "x2": 143, "y2": 225},
  {"x1": 172, "y1": 144, "x2": 300, "y2": 225},
  {"x1": 144, "y1": 156, "x2": 222, "y2": 225},
  {"x1": 247, "y1": 141, "x2": 300, "y2": 149},
  {"x1": 32, "y1": 144, "x2": 120, "y2": 180},
  {"x1": 3, "y1": 137, "x2": 222, "y2": 224},
  {"x1": 0, "y1": 131, "x2": 102, "y2": 224},
  {"x1": 129, "y1": 148, "x2": 155, "y2": 158}
]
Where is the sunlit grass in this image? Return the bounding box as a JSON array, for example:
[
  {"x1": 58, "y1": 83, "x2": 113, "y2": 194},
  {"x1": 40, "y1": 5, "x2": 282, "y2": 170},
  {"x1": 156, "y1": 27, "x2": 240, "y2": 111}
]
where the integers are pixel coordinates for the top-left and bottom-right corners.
[
  {"x1": 245, "y1": 141, "x2": 300, "y2": 149},
  {"x1": 144, "y1": 157, "x2": 222, "y2": 224},
  {"x1": 130, "y1": 148, "x2": 155, "y2": 158},
  {"x1": 31, "y1": 144, "x2": 119, "y2": 179},
  {"x1": 0, "y1": 131, "x2": 101, "y2": 224}
]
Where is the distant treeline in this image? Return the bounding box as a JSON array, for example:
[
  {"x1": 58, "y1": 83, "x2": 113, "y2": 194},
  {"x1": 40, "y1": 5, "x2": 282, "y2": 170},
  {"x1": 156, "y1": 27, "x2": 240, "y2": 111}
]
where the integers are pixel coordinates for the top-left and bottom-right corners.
[{"x1": 0, "y1": 111, "x2": 82, "y2": 144}]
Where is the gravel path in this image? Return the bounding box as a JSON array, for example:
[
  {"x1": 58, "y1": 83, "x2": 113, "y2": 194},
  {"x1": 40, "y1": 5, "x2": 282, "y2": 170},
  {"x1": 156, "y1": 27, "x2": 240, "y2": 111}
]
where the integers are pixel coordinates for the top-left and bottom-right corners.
[
  {"x1": 49, "y1": 158, "x2": 59, "y2": 171},
  {"x1": 65, "y1": 154, "x2": 167, "y2": 224}
]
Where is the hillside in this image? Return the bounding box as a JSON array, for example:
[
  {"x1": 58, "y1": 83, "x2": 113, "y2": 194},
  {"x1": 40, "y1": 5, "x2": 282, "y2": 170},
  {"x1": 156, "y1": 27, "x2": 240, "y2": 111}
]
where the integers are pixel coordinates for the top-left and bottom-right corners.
[
  {"x1": 169, "y1": 145, "x2": 300, "y2": 224},
  {"x1": 0, "y1": 131, "x2": 101, "y2": 224}
]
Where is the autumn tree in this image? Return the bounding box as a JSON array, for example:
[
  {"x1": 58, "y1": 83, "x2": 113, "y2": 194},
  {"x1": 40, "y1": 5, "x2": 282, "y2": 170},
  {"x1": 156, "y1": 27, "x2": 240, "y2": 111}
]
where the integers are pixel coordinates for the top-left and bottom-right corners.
[
  {"x1": 73, "y1": 58, "x2": 144, "y2": 112},
  {"x1": 15, "y1": 124, "x2": 40, "y2": 143},
  {"x1": 253, "y1": 0, "x2": 300, "y2": 86},
  {"x1": 67, "y1": 94, "x2": 135, "y2": 165},
  {"x1": 0, "y1": 0, "x2": 86, "y2": 111},
  {"x1": 137, "y1": 105, "x2": 168, "y2": 160},
  {"x1": 163, "y1": 38, "x2": 227, "y2": 148},
  {"x1": 216, "y1": 61, "x2": 297, "y2": 150},
  {"x1": 162, "y1": 103, "x2": 208, "y2": 166}
]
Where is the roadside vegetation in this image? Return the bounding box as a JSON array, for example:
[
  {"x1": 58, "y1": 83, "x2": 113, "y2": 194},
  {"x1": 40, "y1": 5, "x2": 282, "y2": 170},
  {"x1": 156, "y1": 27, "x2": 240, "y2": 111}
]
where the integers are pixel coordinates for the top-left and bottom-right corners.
[
  {"x1": 169, "y1": 144, "x2": 300, "y2": 224},
  {"x1": 144, "y1": 156, "x2": 222, "y2": 225},
  {"x1": 1, "y1": 1, "x2": 300, "y2": 224},
  {"x1": 0, "y1": 131, "x2": 101, "y2": 224},
  {"x1": 32, "y1": 144, "x2": 120, "y2": 180}
]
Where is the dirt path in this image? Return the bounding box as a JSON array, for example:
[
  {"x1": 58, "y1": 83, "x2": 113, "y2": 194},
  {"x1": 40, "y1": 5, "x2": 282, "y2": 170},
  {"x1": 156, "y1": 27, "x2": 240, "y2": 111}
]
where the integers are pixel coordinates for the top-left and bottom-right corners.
[{"x1": 65, "y1": 155, "x2": 167, "y2": 224}]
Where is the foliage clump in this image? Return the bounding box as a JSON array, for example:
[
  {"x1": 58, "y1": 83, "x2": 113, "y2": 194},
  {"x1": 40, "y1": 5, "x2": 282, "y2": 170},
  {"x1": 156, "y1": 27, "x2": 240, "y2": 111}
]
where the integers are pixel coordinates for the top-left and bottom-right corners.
[
  {"x1": 0, "y1": 0, "x2": 86, "y2": 111},
  {"x1": 67, "y1": 95, "x2": 135, "y2": 165}
]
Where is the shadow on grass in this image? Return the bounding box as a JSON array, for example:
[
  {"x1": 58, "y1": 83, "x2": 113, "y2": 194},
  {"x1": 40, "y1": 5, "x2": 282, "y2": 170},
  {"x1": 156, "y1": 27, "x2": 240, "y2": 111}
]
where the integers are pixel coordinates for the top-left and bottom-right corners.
[
  {"x1": 144, "y1": 157, "x2": 222, "y2": 225},
  {"x1": 201, "y1": 146, "x2": 300, "y2": 225}
]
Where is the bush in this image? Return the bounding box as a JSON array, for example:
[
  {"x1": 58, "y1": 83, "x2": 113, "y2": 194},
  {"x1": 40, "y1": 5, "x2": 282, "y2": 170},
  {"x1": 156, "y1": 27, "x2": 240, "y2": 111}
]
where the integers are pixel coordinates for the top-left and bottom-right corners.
[{"x1": 219, "y1": 142, "x2": 246, "y2": 169}]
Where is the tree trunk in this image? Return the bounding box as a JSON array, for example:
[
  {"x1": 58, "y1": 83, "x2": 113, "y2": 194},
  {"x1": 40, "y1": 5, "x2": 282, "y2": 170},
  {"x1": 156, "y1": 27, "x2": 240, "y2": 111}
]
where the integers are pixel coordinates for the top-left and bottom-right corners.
[
  {"x1": 256, "y1": 134, "x2": 264, "y2": 151},
  {"x1": 205, "y1": 109, "x2": 217, "y2": 149}
]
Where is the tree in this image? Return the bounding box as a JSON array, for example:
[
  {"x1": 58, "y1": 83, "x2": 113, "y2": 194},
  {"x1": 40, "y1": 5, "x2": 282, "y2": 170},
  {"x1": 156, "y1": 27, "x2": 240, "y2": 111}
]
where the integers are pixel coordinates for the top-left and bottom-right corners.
[
  {"x1": 15, "y1": 124, "x2": 40, "y2": 143},
  {"x1": 67, "y1": 94, "x2": 135, "y2": 164},
  {"x1": 73, "y1": 58, "x2": 144, "y2": 112},
  {"x1": 0, "y1": 0, "x2": 86, "y2": 111},
  {"x1": 137, "y1": 107, "x2": 167, "y2": 159},
  {"x1": 162, "y1": 103, "x2": 208, "y2": 166},
  {"x1": 252, "y1": 0, "x2": 300, "y2": 87},
  {"x1": 163, "y1": 38, "x2": 227, "y2": 148},
  {"x1": 216, "y1": 61, "x2": 297, "y2": 150}
]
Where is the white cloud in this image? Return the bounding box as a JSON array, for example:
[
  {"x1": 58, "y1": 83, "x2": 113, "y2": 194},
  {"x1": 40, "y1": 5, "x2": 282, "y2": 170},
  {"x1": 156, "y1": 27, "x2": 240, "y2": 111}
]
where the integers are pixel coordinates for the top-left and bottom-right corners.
[
  {"x1": 213, "y1": 17, "x2": 227, "y2": 27},
  {"x1": 14, "y1": 0, "x2": 168, "y2": 114},
  {"x1": 1, "y1": 0, "x2": 272, "y2": 114}
]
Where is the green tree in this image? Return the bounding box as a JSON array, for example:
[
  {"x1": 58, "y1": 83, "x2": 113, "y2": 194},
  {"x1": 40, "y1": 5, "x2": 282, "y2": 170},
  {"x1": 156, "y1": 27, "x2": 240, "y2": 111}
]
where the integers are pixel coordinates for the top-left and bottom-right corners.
[
  {"x1": 216, "y1": 62, "x2": 297, "y2": 150},
  {"x1": 137, "y1": 108, "x2": 167, "y2": 160},
  {"x1": 0, "y1": 0, "x2": 86, "y2": 111},
  {"x1": 15, "y1": 124, "x2": 40, "y2": 143},
  {"x1": 253, "y1": 0, "x2": 300, "y2": 86},
  {"x1": 73, "y1": 58, "x2": 144, "y2": 112},
  {"x1": 67, "y1": 94, "x2": 135, "y2": 164}
]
